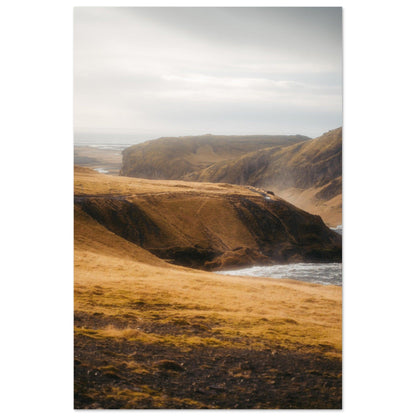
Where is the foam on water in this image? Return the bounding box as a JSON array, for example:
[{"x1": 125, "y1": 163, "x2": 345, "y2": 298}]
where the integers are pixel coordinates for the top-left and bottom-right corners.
[
  {"x1": 217, "y1": 262, "x2": 342, "y2": 286},
  {"x1": 331, "y1": 225, "x2": 342, "y2": 235},
  {"x1": 93, "y1": 167, "x2": 109, "y2": 174}
]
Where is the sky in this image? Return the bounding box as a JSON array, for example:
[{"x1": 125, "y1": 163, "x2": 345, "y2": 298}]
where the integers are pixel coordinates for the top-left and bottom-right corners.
[{"x1": 74, "y1": 7, "x2": 342, "y2": 143}]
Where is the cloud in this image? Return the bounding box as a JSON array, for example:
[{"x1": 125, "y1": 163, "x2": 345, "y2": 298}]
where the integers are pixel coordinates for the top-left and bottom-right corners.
[{"x1": 74, "y1": 7, "x2": 342, "y2": 139}]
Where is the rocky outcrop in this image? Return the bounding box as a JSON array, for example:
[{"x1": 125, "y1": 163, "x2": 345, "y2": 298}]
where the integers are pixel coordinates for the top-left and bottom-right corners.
[{"x1": 74, "y1": 174, "x2": 341, "y2": 270}]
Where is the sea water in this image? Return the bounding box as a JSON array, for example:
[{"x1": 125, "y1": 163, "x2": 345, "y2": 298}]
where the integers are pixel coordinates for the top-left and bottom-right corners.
[
  {"x1": 217, "y1": 224, "x2": 342, "y2": 286},
  {"x1": 217, "y1": 263, "x2": 342, "y2": 286},
  {"x1": 77, "y1": 143, "x2": 132, "y2": 151},
  {"x1": 93, "y1": 167, "x2": 110, "y2": 174},
  {"x1": 331, "y1": 225, "x2": 342, "y2": 235}
]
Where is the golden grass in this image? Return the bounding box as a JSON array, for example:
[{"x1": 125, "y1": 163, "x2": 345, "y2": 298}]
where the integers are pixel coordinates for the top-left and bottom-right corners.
[
  {"x1": 187, "y1": 128, "x2": 342, "y2": 226},
  {"x1": 278, "y1": 186, "x2": 342, "y2": 227},
  {"x1": 74, "y1": 170, "x2": 342, "y2": 409},
  {"x1": 74, "y1": 166, "x2": 254, "y2": 197},
  {"x1": 74, "y1": 167, "x2": 342, "y2": 358},
  {"x1": 102, "y1": 386, "x2": 204, "y2": 409},
  {"x1": 75, "y1": 240, "x2": 342, "y2": 357}
]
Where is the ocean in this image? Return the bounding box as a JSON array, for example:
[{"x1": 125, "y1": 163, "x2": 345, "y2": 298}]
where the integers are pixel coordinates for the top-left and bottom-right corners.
[
  {"x1": 217, "y1": 225, "x2": 342, "y2": 286},
  {"x1": 217, "y1": 262, "x2": 342, "y2": 286},
  {"x1": 75, "y1": 143, "x2": 132, "y2": 151},
  {"x1": 74, "y1": 134, "x2": 156, "y2": 150}
]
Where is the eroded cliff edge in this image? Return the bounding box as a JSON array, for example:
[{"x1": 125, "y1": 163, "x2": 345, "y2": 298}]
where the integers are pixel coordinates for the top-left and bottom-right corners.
[{"x1": 75, "y1": 167, "x2": 341, "y2": 270}]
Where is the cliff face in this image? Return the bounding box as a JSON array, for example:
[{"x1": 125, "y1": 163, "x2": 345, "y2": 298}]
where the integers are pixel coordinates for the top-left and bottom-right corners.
[{"x1": 74, "y1": 168, "x2": 341, "y2": 270}]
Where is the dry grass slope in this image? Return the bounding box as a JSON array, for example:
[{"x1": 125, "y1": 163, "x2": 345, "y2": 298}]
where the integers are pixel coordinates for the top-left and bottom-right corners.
[
  {"x1": 188, "y1": 128, "x2": 342, "y2": 226},
  {"x1": 120, "y1": 134, "x2": 310, "y2": 180},
  {"x1": 74, "y1": 167, "x2": 342, "y2": 409},
  {"x1": 119, "y1": 129, "x2": 342, "y2": 226},
  {"x1": 75, "y1": 167, "x2": 341, "y2": 269}
]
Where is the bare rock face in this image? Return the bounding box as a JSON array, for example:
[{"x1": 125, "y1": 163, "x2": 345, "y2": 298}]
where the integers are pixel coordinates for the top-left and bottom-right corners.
[{"x1": 75, "y1": 188, "x2": 341, "y2": 271}]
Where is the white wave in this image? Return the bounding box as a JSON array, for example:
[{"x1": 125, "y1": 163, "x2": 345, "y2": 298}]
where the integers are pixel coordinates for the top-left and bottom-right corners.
[
  {"x1": 330, "y1": 225, "x2": 342, "y2": 235},
  {"x1": 217, "y1": 263, "x2": 342, "y2": 286},
  {"x1": 93, "y1": 167, "x2": 109, "y2": 174}
]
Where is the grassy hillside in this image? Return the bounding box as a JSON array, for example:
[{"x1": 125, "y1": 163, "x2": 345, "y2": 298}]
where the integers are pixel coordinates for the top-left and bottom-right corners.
[
  {"x1": 119, "y1": 129, "x2": 341, "y2": 226},
  {"x1": 75, "y1": 167, "x2": 341, "y2": 269},
  {"x1": 120, "y1": 134, "x2": 310, "y2": 180},
  {"x1": 187, "y1": 128, "x2": 342, "y2": 225},
  {"x1": 74, "y1": 167, "x2": 342, "y2": 409},
  {"x1": 189, "y1": 128, "x2": 341, "y2": 189}
]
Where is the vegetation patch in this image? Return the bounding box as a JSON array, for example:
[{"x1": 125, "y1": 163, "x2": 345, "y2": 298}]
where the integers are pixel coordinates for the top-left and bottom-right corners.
[{"x1": 74, "y1": 166, "x2": 342, "y2": 408}]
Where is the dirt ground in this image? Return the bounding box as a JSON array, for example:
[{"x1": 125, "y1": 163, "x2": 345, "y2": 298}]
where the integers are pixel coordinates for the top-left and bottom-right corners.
[{"x1": 74, "y1": 311, "x2": 341, "y2": 409}]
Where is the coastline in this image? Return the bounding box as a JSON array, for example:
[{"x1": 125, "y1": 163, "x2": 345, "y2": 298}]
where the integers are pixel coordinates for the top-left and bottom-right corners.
[{"x1": 74, "y1": 170, "x2": 342, "y2": 408}]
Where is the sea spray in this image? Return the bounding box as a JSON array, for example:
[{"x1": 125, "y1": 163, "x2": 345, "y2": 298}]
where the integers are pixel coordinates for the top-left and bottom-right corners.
[
  {"x1": 217, "y1": 263, "x2": 342, "y2": 286},
  {"x1": 331, "y1": 225, "x2": 342, "y2": 235}
]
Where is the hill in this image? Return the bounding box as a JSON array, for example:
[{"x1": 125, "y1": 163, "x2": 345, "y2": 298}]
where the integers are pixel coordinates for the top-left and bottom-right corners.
[
  {"x1": 74, "y1": 166, "x2": 342, "y2": 408},
  {"x1": 120, "y1": 134, "x2": 310, "y2": 180},
  {"x1": 75, "y1": 167, "x2": 341, "y2": 270},
  {"x1": 187, "y1": 128, "x2": 342, "y2": 225},
  {"x1": 120, "y1": 129, "x2": 341, "y2": 226}
]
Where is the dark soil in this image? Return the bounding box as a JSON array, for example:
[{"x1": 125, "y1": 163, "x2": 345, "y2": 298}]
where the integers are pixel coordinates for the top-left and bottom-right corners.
[{"x1": 74, "y1": 312, "x2": 342, "y2": 409}]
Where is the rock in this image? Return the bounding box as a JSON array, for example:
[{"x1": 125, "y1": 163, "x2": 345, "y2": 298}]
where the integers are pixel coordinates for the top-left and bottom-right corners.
[{"x1": 154, "y1": 360, "x2": 185, "y2": 372}]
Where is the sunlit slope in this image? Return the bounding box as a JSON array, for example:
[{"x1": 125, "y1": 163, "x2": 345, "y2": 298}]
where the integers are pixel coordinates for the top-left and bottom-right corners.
[
  {"x1": 187, "y1": 128, "x2": 342, "y2": 226},
  {"x1": 74, "y1": 167, "x2": 341, "y2": 270},
  {"x1": 119, "y1": 129, "x2": 341, "y2": 225},
  {"x1": 74, "y1": 209, "x2": 342, "y2": 355},
  {"x1": 120, "y1": 134, "x2": 310, "y2": 179},
  {"x1": 189, "y1": 128, "x2": 341, "y2": 189},
  {"x1": 74, "y1": 167, "x2": 342, "y2": 408}
]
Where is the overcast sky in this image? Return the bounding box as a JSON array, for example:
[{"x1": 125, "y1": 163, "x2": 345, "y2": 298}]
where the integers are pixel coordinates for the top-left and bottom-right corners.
[{"x1": 74, "y1": 7, "x2": 342, "y2": 142}]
